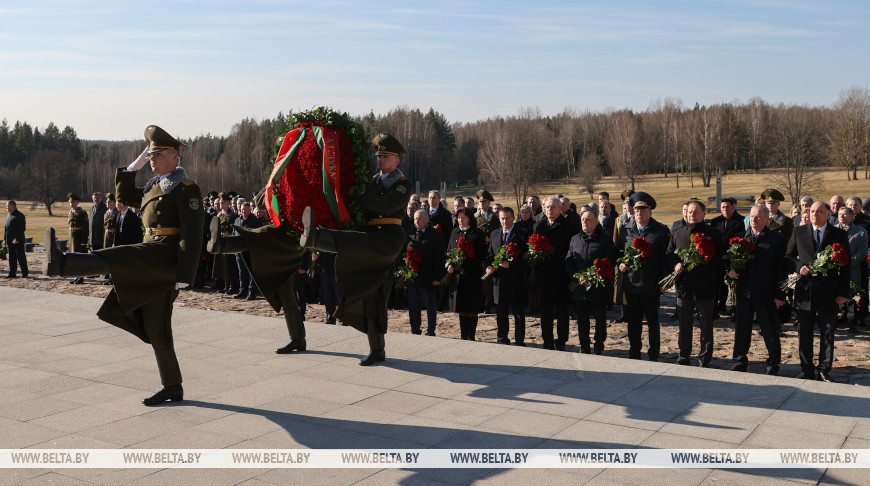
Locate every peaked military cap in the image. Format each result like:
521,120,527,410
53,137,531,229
145,125,185,154
476,188,494,201
761,188,785,202
67,192,81,202
620,189,636,201
629,191,656,210
253,187,267,210
373,133,406,156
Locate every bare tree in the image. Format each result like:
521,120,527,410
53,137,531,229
769,107,825,203
26,149,73,216
577,152,603,200
604,110,643,190
829,86,870,180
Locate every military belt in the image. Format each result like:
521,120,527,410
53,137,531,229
367,218,402,226
220,232,233,236
70,227,83,230
145,227,181,236
106,229,115,233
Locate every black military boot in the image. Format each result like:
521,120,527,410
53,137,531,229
145,348,183,406
207,217,249,254
44,228,110,277
142,385,183,406
276,339,307,354
360,328,385,366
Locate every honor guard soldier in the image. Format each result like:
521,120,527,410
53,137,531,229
761,188,794,243
67,192,89,284
300,133,413,365
44,125,205,405
103,193,118,249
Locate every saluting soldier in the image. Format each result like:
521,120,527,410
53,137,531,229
67,193,89,284
44,125,204,406
301,133,413,366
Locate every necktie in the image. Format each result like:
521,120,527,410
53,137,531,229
814,229,821,249
502,231,507,245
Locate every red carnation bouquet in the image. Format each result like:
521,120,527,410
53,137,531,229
395,247,422,288
482,242,522,280
526,233,551,285
659,233,716,290
725,237,757,280
618,237,651,271
570,258,614,291
780,242,850,291
441,236,476,285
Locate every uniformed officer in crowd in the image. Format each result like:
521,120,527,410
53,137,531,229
729,204,787,375
617,192,670,361
101,193,118,284
300,133,413,366
67,192,88,284
44,125,205,405
214,193,238,295
761,188,794,243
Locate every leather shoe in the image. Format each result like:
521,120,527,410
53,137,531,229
677,357,691,366
766,365,780,376
276,339,307,354
359,349,385,366
497,338,510,345
514,342,526,347
698,360,710,368
580,347,591,354
246,294,257,300
555,342,566,351
730,361,748,372
142,385,183,406
796,372,814,380
816,369,832,382
233,292,248,299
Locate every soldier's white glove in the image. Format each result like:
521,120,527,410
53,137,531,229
125,147,150,171
175,283,189,290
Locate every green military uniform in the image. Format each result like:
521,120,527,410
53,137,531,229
67,194,89,252
103,201,118,249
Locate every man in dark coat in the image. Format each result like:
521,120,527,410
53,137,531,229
4,200,28,278
617,192,671,361
728,205,787,375
427,190,452,239
301,133,413,366
668,200,726,367
485,206,528,345
566,208,616,354
44,125,204,406
533,196,578,350
405,210,447,335
233,201,262,300
710,197,745,314
786,201,851,382
89,192,107,251
114,201,143,246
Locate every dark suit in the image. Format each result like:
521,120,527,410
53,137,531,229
428,206,453,242
617,218,671,360
566,226,616,353
406,226,447,335
4,208,28,277
115,208,143,246
89,201,107,251
731,227,787,366
486,225,528,344
710,212,745,309
667,222,725,365
533,216,578,349
786,223,851,375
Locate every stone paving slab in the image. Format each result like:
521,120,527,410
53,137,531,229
1,286,870,485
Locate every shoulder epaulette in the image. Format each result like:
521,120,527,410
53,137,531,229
182,179,194,186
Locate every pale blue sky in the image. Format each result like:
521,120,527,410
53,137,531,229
1,0,867,140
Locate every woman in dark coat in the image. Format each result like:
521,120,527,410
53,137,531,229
446,207,487,340
565,209,617,354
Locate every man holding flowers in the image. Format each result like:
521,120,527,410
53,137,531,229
786,201,851,381
532,196,578,350
485,207,528,345
727,205,787,375
616,192,671,361
667,200,725,368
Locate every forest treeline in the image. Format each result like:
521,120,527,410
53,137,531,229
1,87,869,213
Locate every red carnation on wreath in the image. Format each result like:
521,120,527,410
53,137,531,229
265,108,373,236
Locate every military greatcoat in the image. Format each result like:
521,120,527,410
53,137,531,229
68,207,89,252
94,167,204,348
